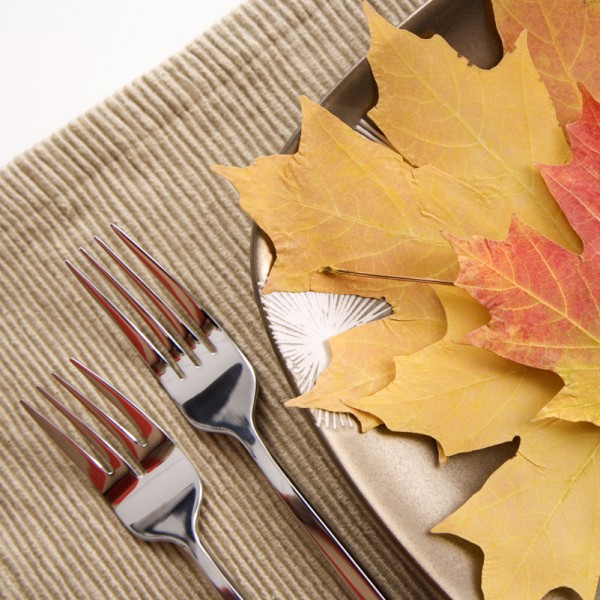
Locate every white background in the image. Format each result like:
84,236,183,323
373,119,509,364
0,0,243,168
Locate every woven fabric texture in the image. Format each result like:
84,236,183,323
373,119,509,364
0,1,446,598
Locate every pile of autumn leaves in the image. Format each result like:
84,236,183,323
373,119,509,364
214,1,600,599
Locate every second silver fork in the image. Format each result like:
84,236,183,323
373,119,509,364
23,359,243,599
67,224,386,600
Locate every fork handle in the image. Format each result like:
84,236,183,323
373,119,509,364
244,432,386,600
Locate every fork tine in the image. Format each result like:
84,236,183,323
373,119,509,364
51,370,143,460
66,260,170,377
22,392,128,494
69,358,167,459
22,399,105,484
78,247,185,362
94,236,201,350
110,224,216,333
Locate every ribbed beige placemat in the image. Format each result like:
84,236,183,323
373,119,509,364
0,1,447,598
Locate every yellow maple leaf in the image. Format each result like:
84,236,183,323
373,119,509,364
433,419,600,600
346,285,563,455
364,2,578,252
214,97,508,294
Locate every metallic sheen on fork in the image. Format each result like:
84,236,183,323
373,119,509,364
22,359,243,600
68,224,386,600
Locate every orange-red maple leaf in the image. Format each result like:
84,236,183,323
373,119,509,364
447,88,600,426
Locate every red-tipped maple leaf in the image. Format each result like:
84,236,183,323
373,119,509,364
447,87,600,426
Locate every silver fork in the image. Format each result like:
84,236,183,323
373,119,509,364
66,224,386,600
22,358,243,600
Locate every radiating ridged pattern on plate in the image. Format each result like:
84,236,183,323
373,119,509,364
260,287,390,427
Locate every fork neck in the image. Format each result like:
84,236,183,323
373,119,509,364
239,431,293,498
185,538,244,600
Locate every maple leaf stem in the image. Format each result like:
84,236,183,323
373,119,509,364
319,266,454,286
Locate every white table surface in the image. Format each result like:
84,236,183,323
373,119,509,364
0,0,243,168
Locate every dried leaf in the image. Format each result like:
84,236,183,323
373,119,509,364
433,419,600,600
214,97,516,294
364,2,578,252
